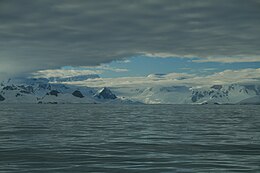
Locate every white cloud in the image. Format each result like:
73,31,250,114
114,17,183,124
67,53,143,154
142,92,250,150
141,52,195,59
98,65,129,72
32,69,102,78
82,64,128,73
121,59,131,63
31,63,129,79
142,52,260,63
193,56,260,63
207,68,260,84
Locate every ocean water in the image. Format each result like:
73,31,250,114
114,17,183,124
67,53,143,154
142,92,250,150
0,104,259,173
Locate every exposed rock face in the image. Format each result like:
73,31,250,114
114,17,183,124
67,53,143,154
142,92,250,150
72,90,84,98
95,87,117,99
211,85,222,90
3,85,17,90
38,83,51,90
0,94,5,101
244,85,260,95
2,85,34,94
191,91,204,102
16,93,22,97
19,85,34,94
48,90,60,97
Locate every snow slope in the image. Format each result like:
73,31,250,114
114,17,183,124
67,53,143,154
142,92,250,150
111,84,260,104
238,96,260,105
1,77,259,104
0,78,132,104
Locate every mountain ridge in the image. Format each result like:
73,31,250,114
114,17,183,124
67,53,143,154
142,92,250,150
1,78,259,104
112,84,260,105
0,78,133,104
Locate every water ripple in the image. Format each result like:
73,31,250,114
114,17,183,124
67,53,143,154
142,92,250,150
0,104,259,172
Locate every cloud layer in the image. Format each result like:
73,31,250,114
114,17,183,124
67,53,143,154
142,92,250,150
32,64,128,78
1,0,260,78
33,69,102,78
66,68,260,88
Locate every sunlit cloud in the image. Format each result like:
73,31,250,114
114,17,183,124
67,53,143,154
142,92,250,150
96,65,128,73
32,69,102,78
142,53,260,63
140,52,196,59
64,68,260,88
193,56,260,63
82,64,128,73
120,59,131,63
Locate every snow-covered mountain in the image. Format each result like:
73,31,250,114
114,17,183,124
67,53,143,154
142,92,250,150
1,77,259,104
238,96,260,105
0,78,134,104
189,84,260,104
111,84,260,104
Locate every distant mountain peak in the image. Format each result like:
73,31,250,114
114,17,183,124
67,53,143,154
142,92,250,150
95,87,117,99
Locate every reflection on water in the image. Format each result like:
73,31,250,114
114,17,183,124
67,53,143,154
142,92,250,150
0,104,259,172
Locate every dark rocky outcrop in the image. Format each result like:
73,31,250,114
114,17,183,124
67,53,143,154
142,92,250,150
191,91,204,102
20,90,32,94
3,85,17,90
38,83,51,90
18,85,34,94
244,85,260,95
200,101,220,105
16,93,22,97
72,90,84,98
211,85,222,90
48,102,58,104
95,87,117,99
49,90,60,97
0,94,5,101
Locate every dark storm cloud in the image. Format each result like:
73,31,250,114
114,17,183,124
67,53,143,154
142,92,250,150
0,0,260,77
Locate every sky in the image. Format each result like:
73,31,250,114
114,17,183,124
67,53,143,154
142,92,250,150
0,0,260,86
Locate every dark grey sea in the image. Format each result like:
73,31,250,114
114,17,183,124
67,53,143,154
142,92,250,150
0,104,259,172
